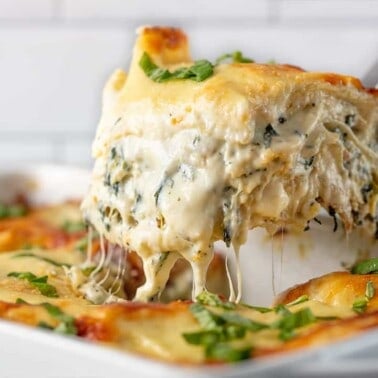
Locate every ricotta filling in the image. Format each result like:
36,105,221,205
81,103,377,303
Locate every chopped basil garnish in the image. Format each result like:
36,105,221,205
205,343,252,363
15,298,28,304
184,293,319,361
189,303,223,330
352,281,375,314
13,253,71,268
8,271,58,298
274,304,291,316
272,307,316,341
37,321,54,330
184,304,253,362
286,295,309,307
0,203,27,219
215,51,254,65
196,291,235,310
40,303,77,335
184,299,267,362
351,258,378,275
219,312,268,332
183,329,223,346
183,326,246,346
316,315,340,321
263,124,279,148
81,266,97,276
366,281,375,300
241,303,272,313
61,220,86,233
75,237,88,252
139,52,214,83
353,297,368,314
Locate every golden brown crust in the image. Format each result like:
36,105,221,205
137,26,190,66
0,204,86,252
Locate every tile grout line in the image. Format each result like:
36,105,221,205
0,17,377,29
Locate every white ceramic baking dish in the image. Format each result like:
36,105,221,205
1,164,378,378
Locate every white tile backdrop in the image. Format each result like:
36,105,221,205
0,0,377,167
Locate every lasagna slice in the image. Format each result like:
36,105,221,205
82,26,378,301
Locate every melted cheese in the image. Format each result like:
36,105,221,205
81,26,378,302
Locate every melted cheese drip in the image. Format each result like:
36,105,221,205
66,234,127,304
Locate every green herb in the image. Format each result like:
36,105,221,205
185,293,320,362
15,298,28,304
328,206,338,233
75,237,88,252
205,343,252,363
8,271,58,298
345,114,356,127
349,280,375,314
13,253,71,268
361,183,373,204
81,266,96,276
272,307,316,341
316,315,340,321
37,321,54,330
183,325,246,346
110,146,117,159
366,281,375,299
189,303,223,330
223,223,232,247
20,243,34,250
193,135,201,146
219,312,268,332
139,52,214,83
0,203,27,219
183,329,223,346
215,51,254,65
353,297,368,314
41,302,77,335
263,124,279,148
61,220,86,233
286,295,309,307
154,176,174,206
274,304,291,316
351,258,378,275
184,301,267,362
298,156,315,170
222,186,237,247
241,303,272,313
196,291,236,310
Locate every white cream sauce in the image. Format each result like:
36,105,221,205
82,96,377,302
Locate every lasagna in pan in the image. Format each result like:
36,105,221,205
0,26,377,365
1,201,378,363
